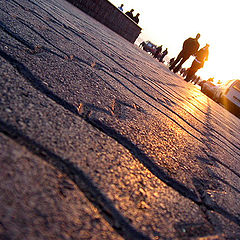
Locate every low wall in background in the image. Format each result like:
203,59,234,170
66,0,142,43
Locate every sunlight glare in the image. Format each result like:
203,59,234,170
109,0,240,83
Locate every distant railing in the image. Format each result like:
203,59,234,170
66,0,142,43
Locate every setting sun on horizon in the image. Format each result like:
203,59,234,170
109,0,239,84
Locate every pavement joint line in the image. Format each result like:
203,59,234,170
86,117,201,203
1,41,239,180
85,117,240,226
2,115,240,228
0,44,201,204
0,46,201,149
15,15,70,58
0,119,150,240
10,0,73,42
1,1,240,236
114,70,240,156
0,8,69,58
0,8,84,64
205,152,240,179
103,55,240,156
1,44,240,227
101,68,202,142
1,48,240,212
102,68,240,158
82,118,240,227
193,178,240,227
0,18,63,59
0,7,101,67
25,1,138,76
0,19,35,51
7,0,238,158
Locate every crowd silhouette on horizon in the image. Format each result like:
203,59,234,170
118,4,140,24
139,41,169,63
124,7,140,24
117,3,210,83
139,33,210,82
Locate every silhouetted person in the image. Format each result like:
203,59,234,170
118,4,124,11
154,45,162,58
180,68,187,77
125,9,134,19
169,33,200,73
169,57,175,66
192,76,201,85
133,13,140,24
185,44,209,82
159,48,168,62
139,41,145,48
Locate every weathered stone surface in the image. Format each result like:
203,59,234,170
0,133,123,240
0,0,239,239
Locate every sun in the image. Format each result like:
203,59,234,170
197,60,233,85
108,0,240,84
196,44,236,85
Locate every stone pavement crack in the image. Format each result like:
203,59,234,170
103,68,240,157
82,119,240,227
143,76,240,151
0,119,150,240
24,0,137,75
0,17,64,59
15,16,70,58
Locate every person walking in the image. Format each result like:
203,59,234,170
125,9,134,19
168,57,175,66
185,44,209,82
154,45,162,59
169,33,200,73
159,48,168,62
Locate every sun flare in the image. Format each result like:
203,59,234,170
109,0,240,83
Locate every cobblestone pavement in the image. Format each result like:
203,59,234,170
0,0,240,239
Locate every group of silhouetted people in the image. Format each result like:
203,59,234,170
138,33,209,81
153,45,168,63
138,41,169,63
123,7,140,24
169,33,209,81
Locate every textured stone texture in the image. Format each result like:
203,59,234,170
0,0,239,239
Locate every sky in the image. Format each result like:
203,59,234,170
109,0,240,83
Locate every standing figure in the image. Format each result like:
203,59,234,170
154,45,162,58
185,44,209,82
125,9,134,19
169,33,200,73
133,13,140,24
139,41,145,48
118,4,124,11
159,48,168,62
168,57,175,66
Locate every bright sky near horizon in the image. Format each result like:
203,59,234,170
109,0,240,83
